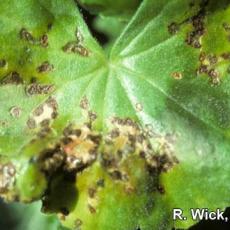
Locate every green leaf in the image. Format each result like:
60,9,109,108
1,0,230,230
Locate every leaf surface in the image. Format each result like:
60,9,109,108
1,0,230,229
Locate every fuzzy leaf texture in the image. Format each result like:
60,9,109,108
0,0,230,230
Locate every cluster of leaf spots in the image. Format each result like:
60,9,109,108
0,94,179,220
18,108,178,221
1,23,90,89
103,117,178,174
20,28,49,48
0,59,7,68
39,122,100,176
185,0,208,49
168,0,230,85
62,29,90,57
196,51,230,85
27,97,58,138
168,0,208,48
195,20,230,85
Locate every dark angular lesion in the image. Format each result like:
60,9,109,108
25,83,55,95
27,117,37,129
0,71,23,85
223,22,230,32
62,28,90,57
62,42,90,56
185,9,206,49
0,59,7,68
96,178,105,187
88,187,96,198
221,52,230,60
39,146,66,175
19,28,35,44
27,97,58,137
88,204,96,214
33,105,44,116
168,22,180,35
39,34,49,48
36,61,54,73
37,126,52,139
207,54,218,64
74,219,83,229
19,27,50,48
108,169,127,181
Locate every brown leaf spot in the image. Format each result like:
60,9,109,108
168,22,179,35
96,179,105,187
88,204,96,214
223,22,230,32
19,28,35,43
197,65,208,74
27,118,36,129
33,105,44,116
75,219,83,229
88,111,97,122
62,42,90,57
185,9,206,49
40,34,49,48
37,61,54,73
221,52,230,60
88,187,96,198
26,84,54,96
171,72,183,80
10,106,22,118
0,120,9,127
1,72,23,85
0,59,7,68
80,96,89,110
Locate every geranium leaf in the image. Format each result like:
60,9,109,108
1,0,230,229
